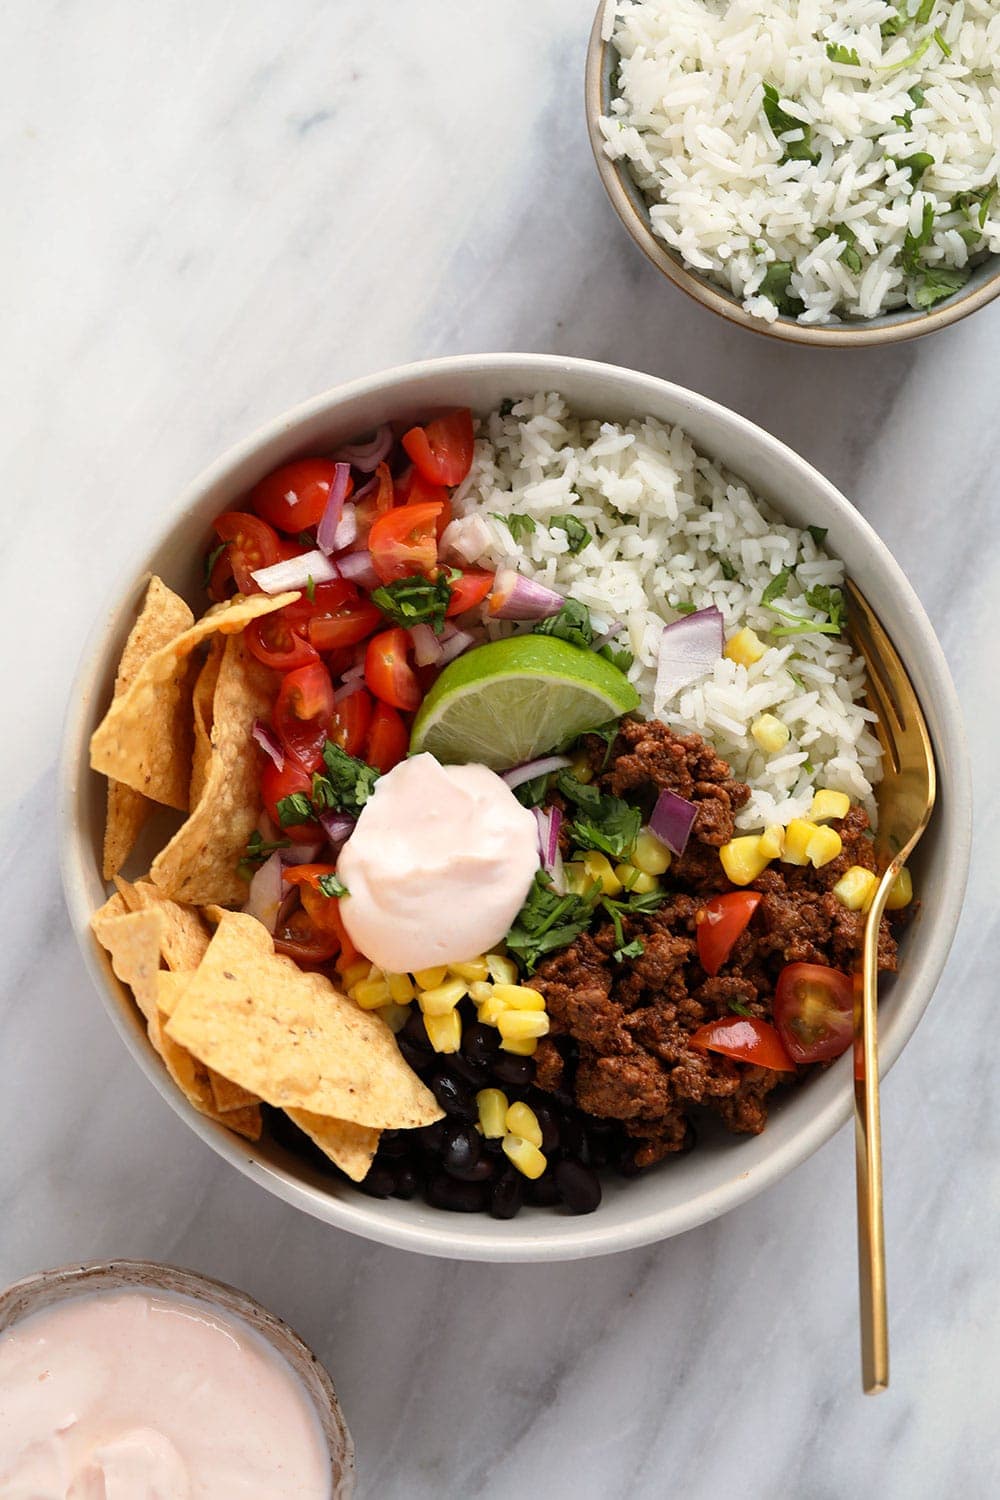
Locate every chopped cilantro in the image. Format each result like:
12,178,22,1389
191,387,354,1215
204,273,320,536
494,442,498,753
729,999,753,1018
305,574,317,603
615,938,645,961
761,84,819,165
914,0,936,22
912,265,970,309
953,185,995,231
759,260,805,317
276,791,314,828
902,200,936,273
806,525,828,547
557,773,640,860
551,515,592,556
513,772,555,809
317,872,349,898
296,531,315,548
826,42,861,66
715,554,737,581
534,598,595,651
674,601,697,616
580,721,620,772
803,760,815,776
933,25,950,56
505,872,595,973
893,83,925,128
879,32,934,73
761,566,795,607
787,668,807,691
896,151,934,185
492,511,536,543
203,539,229,589
767,585,844,637
805,584,845,632
316,740,380,814
237,830,292,879
371,572,453,632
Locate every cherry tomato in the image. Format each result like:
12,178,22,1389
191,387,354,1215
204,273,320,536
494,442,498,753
368,501,445,584
689,1016,796,1072
773,962,854,1064
306,594,382,653
696,892,762,977
273,905,340,965
364,700,409,772
212,512,282,594
259,754,317,844
327,686,373,758
273,661,335,768
246,611,320,672
401,409,474,487
446,569,494,616
207,541,235,602
249,459,352,534
395,468,452,536
365,628,421,712
354,461,396,540
282,865,345,937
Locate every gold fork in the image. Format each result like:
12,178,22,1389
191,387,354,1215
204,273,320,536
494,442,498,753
846,581,937,1394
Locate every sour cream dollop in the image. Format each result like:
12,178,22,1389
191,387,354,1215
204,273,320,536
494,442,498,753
0,1290,332,1499
338,753,540,973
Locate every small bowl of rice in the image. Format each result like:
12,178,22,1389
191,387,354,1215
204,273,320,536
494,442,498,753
586,0,1000,344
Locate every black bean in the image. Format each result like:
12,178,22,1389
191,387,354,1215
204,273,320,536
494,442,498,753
448,1052,490,1087
530,1102,561,1155
392,1166,421,1200
416,1119,447,1153
489,1170,524,1220
446,1156,495,1183
441,1124,481,1174
430,1072,478,1120
462,1022,500,1065
378,1131,411,1159
524,1171,561,1207
423,1173,489,1213
491,1054,536,1088
397,1037,431,1072
558,1115,588,1162
555,1160,602,1214
361,1164,397,1199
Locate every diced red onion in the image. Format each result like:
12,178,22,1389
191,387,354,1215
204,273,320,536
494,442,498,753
648,790,698,857
332,423,393,472
331,504,358,553
337,549,379,589
242,851,284,933
438,629,476,665
251,549,339,595
316,463,351,554
318,809,356,849
592,621,623,652
251,720,285,772
488,567,563,621
534,806,566,894
333,677,366,703
502,754,571,791
280,842,323,866
410,622,444,667
654,606,725,703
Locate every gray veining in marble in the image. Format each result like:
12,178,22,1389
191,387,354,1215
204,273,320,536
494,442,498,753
2,3,998,1496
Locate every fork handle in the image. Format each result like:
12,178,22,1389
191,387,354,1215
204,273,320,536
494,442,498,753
855,879,891,1393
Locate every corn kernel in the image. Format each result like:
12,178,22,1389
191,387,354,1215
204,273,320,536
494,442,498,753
759,824,785,860
424,1009,462,1053
490,984,545,1011
833,865,878,912
563,861,589,897
500,1035,537,1056
477,1088,509,1138
569,749,594,784
468,981,492,1006
505,1102,543,1148
632,829,672,876
476,993,510,1027
376,1002,412,1033
580,850,622,896
353,979,392,1009
615,863,659,894
386,972,416,1004
418,979,468,1016
751,713,790,754
811,789,851,823
413,965,448,990
886,867,913,910
719,835,770,886
449,957,489,983
806,825,842,868
341,959,373,990
783,819,820,865
486,954,518,985
502,1135,547,1179
497,1010,550,1041
725,626,766,667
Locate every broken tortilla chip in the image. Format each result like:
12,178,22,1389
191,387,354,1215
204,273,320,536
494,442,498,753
90,907,165,1023
89,590,298,812
165,912,441,1129
190,637,223,808
148,633,278,906
286,1110,380,1183
114,877,211,972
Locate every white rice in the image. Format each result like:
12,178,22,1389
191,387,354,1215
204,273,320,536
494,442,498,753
599,0,1000,323
451,394,882,831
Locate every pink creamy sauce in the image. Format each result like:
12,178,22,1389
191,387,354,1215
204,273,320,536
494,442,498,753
0,1289,331,1499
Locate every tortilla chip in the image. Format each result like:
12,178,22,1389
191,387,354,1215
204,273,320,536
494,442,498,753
286,1109,380,1182
114,877,211,972
190,638,223,807
148,633,278,906
208,1069,261,1115
94,890,129,924
102,578,195,878
165,912,441,1129
89,591,298,811
90,908,165,1023
155,969,188,1017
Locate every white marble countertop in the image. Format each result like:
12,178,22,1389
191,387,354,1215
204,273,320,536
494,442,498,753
2,3,998,1495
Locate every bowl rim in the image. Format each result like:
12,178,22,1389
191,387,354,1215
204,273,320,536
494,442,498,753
0,1257,355,1493
584,3,1000,348
59,351,972,1262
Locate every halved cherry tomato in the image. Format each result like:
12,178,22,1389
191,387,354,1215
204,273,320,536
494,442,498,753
273,661,335,768
259,754,317,844
273,905,340,964
402,409,474,487
690,1016,796,1072
246,611,320,672
696,892,762,977
354,461,396,541
773,962,854,1064
249,459,352,534
364,700,409,773
282,865,345,937
306,595,382,653
446,569,494,616
212,512,282,594
327,686,373,758
365,629,421,712
368,501,444,584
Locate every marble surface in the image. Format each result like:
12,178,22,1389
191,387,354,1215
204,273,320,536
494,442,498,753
2,3,998,1495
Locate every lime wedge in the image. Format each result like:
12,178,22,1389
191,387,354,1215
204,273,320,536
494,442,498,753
410,636,639,769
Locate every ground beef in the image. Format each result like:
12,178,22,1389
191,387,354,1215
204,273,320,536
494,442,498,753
535,721,901,1167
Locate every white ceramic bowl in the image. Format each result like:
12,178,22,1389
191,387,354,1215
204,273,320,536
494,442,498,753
60,354,971,1262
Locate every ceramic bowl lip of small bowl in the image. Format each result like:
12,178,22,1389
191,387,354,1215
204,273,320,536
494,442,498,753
0,1257,355,1494
584,3,1000,347
60,351,972,1263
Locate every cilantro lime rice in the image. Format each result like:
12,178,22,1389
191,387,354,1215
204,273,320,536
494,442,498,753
449,393,881,831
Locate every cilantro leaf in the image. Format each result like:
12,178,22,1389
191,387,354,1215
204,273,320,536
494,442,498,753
953,185,995,231
505,872,595,973
673,601,697,616
317,872,349,898
912,265,970,309
551,516,592,555
716,555,737,581
534,598,594,651
276,791,315,828
492,511,536,543
896,151,934,185
203,539,229,589
758,260,805,316
237,829,292,880
557,773,640,860
806,525,828,547
317,741,380,814
902,200,936,274
305,574,317,603
914,0,936,22
826,42,860,66
615,938,645,961
804,584,845,633
729,999,753,1018
371,572,453,633
761,84,819,165
761,566,795,607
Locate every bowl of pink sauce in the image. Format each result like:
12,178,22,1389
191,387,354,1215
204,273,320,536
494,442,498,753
0,1259,354,1498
